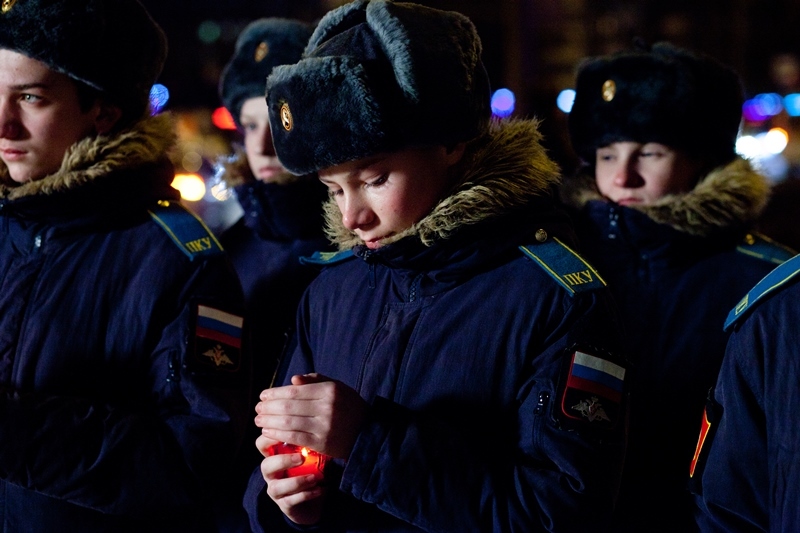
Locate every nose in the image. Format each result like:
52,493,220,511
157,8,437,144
612,157,642,188
258,124,276,157
0,103,21,140
340,194,375,231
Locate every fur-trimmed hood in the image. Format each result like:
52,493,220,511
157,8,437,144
0,113,176,201
560,157,769,237
325,118,562,250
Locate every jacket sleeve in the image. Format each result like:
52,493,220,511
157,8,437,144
247,288,629,532
0,255,252,519
692,293,800,532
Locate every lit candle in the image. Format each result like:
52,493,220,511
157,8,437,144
267,443,328,479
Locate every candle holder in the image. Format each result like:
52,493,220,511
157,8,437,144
267,443,329,479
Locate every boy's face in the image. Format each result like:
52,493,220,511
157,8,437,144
319,145,464,249
594,141,702,205
240,96,287,182
0,49,103,183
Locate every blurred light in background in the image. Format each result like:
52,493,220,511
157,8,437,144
763,127,790,154
491,88,516,118
557,89,576,113
785,93,800,116
736,127,790,182
210,181,234,202
737,127,789,158
172,173,207,201
198,20,222,44
743,93,786,122
149,84,170,115
182,151,204,173
212,107,237,130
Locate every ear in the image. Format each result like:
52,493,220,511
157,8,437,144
93,102,123,135
445,142,467,166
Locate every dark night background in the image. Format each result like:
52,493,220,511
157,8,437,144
137,0,800,244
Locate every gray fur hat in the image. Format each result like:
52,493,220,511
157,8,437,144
0,0,167,126
568,42,743,168
266,0,491,176
220,18,314,128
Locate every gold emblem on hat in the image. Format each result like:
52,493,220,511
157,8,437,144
1,0,17,14
535,229,548,242
602,79,616,102
280,103,293,131
254,41,269,63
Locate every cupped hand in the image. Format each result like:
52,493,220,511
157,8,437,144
254,373,367,459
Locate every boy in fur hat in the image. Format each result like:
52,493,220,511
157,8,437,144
562,41,795,532
245,1,630,531
218,17,332,399
0,0,250,530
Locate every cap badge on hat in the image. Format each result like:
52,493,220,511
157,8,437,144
602,80,616,102
254,42,269,63
280,103,293,131
1,0,17,14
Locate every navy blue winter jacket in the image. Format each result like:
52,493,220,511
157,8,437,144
245,120,630,532
219,156,331,393
218,156,332,532
0,114,250,532
561,158,793,532
691,254,800,532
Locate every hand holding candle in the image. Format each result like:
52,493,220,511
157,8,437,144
254,373,366,526
255,373,368,460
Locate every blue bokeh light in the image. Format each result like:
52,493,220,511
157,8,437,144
754,93,783,116
491,88,516,118
557,89,576,113
785,93,800,117
149,84,170,115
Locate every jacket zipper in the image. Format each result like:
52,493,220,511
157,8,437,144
534,391,550,415
408,273,423,302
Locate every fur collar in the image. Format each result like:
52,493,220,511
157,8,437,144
0,113,176,201
560,157,769,237
325,119,562,250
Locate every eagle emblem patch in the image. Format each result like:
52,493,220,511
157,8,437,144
193,304,243,372
559,349,626,429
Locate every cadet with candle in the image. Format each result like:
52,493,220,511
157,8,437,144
244,1,630,531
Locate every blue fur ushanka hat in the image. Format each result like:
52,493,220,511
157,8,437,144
265,0,492,176
220,18,314,127
0,0,167,125
568,42,744,168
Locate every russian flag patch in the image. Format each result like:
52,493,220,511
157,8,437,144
560,350,626,428
192,304,243,372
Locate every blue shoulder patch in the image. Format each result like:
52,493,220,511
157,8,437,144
725,252,800,330
735,232,796,265
148,200,224,261
519,236,607,296
299,249,355,266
